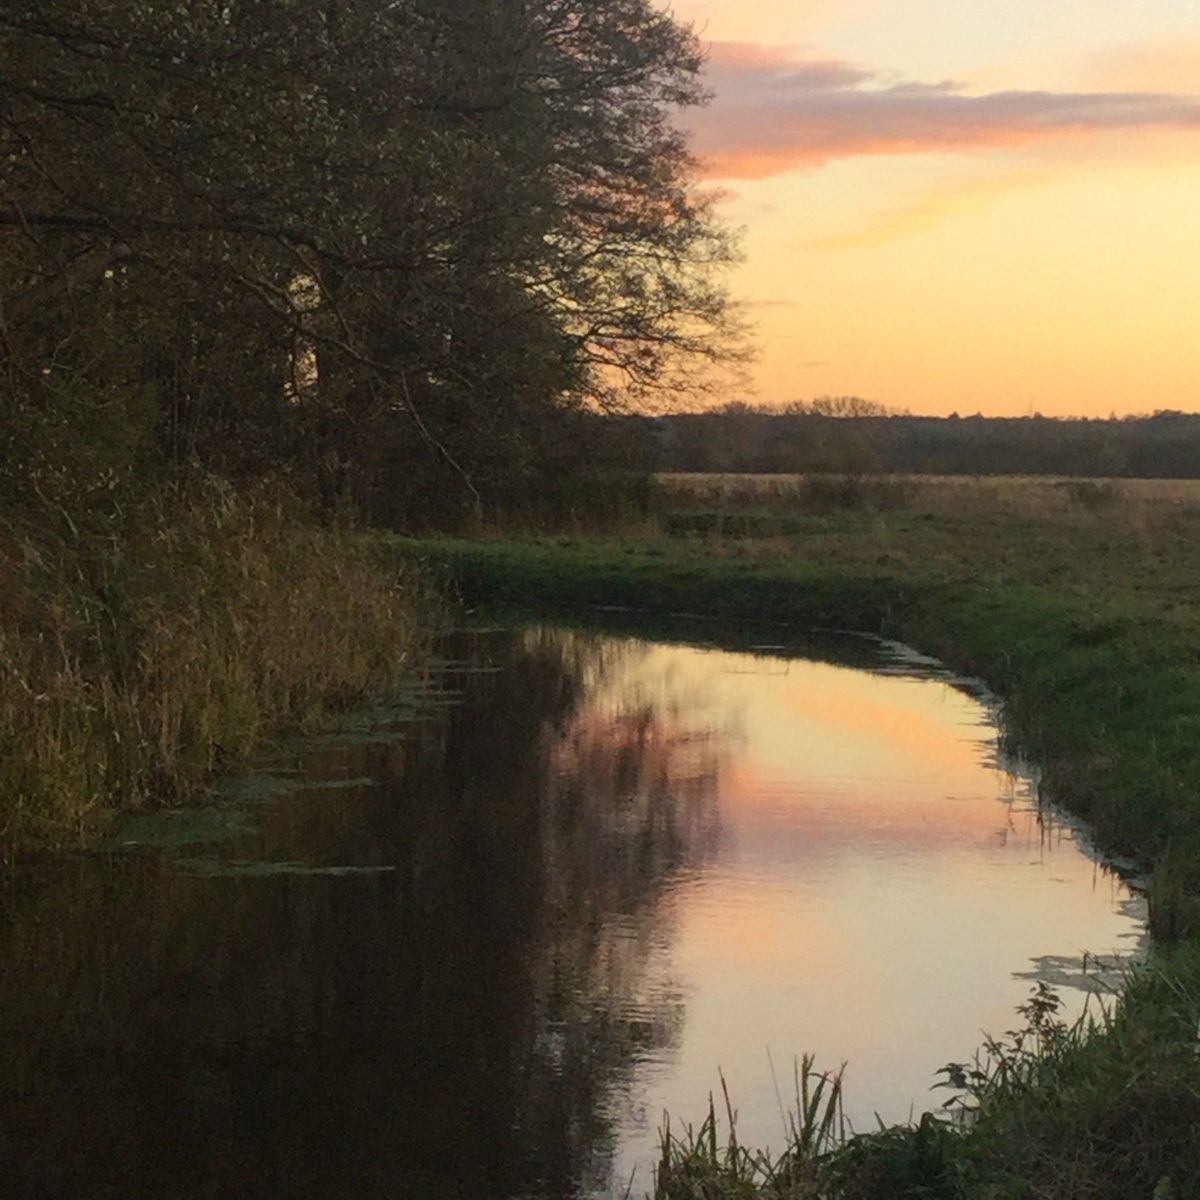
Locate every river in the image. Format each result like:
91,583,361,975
0,620,1144,1199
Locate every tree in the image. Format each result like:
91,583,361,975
1,0,740,522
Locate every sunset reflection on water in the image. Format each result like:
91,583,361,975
562,633,1143,1192
0,624,1143,1200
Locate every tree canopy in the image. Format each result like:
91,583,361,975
1,0,740,523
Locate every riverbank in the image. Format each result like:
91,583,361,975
1,481,435,858
386,481,1200,1197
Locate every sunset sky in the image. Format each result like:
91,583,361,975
668,0,1200,416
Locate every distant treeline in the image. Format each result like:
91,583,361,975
637,402,1200,478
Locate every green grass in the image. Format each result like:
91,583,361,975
385,479,1200,1198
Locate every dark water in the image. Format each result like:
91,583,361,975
0,622,1143,1200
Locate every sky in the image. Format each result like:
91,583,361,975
666,0,1200,416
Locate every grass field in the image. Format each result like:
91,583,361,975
392,472,1200,1198
662,470,1200,513
650,472,1200,629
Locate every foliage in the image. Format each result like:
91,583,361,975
656,1062,846,1199
0,0,742,842
647,409,1200,478
1,0,740,519
648,974,1200,1199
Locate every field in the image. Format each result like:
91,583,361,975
394,472,1200,1198
644,472,1200,630
659,470,1200,509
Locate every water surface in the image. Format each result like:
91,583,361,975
0,622,1143,1199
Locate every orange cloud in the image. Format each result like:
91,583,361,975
686,41,1200,178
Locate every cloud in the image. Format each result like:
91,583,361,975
687,41,1200,178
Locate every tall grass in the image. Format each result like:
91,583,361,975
656,471,1200,523
0,478,433,856
656,1059,846,1199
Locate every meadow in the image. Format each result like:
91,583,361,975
392,471,1200,1199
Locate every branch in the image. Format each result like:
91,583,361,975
5,243,132,327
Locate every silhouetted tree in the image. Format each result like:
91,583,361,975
1,0,740,521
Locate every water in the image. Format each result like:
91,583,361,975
0,621,1144,1200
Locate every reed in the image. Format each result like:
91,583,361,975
655,1059,845,1199
0,478,434,856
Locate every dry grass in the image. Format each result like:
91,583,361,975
0,481,432,856
649,471,1200,628
657,472,1200,522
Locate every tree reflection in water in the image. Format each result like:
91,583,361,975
0,626,721,1200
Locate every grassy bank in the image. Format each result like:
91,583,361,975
1,480,434,857
387,474,1200,1197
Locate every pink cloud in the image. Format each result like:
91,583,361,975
686,42,1200,178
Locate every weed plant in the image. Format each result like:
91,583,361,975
653,977,1200,1198
656,1060,846,1199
